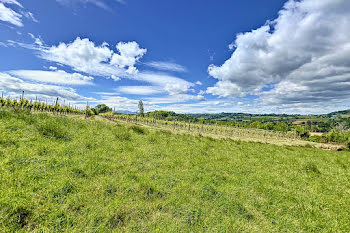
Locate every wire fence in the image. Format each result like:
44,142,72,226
102,113,300,141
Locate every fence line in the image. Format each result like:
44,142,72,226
102,113,300,140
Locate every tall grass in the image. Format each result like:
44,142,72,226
0,108,349,232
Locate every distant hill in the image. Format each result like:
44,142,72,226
326,109,350,116
115,110,137,114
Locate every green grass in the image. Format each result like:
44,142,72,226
0,109,350,232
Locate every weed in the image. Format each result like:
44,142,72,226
304,162,321,175
130,125,147,134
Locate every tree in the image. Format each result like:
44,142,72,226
294,126,310,139
93,104,111,115
274,122,289,132
138,100,144,117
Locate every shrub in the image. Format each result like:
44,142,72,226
325,129,350,144
84,109,95,118
295,126,310,139
309,135,328,143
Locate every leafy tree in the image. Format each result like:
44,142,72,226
295,126,310,139
274,122,289,132
138,100,144,117
306,120,312,130
93,104,112,115
264,122,275,130
85,108,95,118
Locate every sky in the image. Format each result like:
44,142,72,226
0,0,350,114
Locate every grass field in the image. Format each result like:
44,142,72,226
0,108,350,232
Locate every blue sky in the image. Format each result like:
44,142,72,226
1,0,350,114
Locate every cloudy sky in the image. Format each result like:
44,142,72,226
0,0,349,114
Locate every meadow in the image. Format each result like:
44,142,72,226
0,108,349,232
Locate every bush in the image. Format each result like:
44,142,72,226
309,135,328,143
84,109,95,118
325,129,350,144
295,126,310,139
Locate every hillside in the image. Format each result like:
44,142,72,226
0,109,349,232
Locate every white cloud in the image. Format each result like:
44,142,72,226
110,75,120,81
11,37,196,96
207,0,350,109
0,0,37,27
195,81,202,85
146,94,205,104
156,99,238,114
0,73,81,99
0,0,22,7
116,86,163,95
145,61,187,73
0,1,22,27
9,70,94,86
198,90,205,95
40,37,114,74
135,72,194,95
23,11,38,23
55,0,124,10
110,41,147,74
56,0,107,10
38,37,149,79
28,33,43,46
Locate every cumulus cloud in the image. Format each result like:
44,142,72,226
40,37,114,74
11,37,197,98
38,37,150,79
207,0,350,109
110,41,147,74
145,61,187,73
0,73,81,99
9,70,94,85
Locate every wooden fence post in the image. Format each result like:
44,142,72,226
55,97,59,115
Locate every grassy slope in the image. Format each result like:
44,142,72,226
100,116,343,150
0,109,349,232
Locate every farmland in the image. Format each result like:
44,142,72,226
1,108,350,232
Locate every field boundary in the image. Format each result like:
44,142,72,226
97,115,345,151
